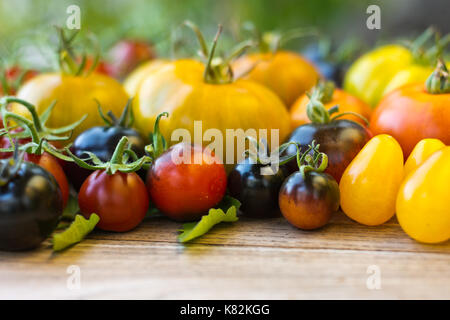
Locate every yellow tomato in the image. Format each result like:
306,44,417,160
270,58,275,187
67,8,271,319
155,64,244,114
382,64,434,97
124,59,168,97
397,147,450,243
404,138,446,177
339,134,404,226
132,59,291,163
12,72,129,139
232,50,319,107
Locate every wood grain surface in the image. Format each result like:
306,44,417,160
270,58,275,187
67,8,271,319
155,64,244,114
0,211,449,299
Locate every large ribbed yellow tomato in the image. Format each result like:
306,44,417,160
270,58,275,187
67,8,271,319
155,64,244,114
124,59,168,97
12,72,129,139
232,51,319,107
132,59,291,163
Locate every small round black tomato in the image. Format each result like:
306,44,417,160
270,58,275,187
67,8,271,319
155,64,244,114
279,171,339,230
228,159,288,218
285,119,371,182
66,126,148,190
0,160,63,251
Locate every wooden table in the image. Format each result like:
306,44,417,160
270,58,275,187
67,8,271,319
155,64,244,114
0,211,449,299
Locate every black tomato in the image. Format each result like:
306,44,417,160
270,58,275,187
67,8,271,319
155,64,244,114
65,102,148,190
286,119,370,183
279,171,339,230
0,160,63,251
228,159,288,218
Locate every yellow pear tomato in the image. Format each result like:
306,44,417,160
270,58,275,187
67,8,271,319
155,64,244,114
404,138,446,177
12,72,129,139
339,134,404,226
397,147,450,243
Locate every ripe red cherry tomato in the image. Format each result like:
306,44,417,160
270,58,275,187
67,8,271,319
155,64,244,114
79,171,149,232
147,143,227,221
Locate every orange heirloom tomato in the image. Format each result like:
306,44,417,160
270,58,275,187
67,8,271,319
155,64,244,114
404,138,445,176
397,147,450,243
233,51,319,107
290,87,371,129
11,72,129,139
339,134,404,226
370,63,450,157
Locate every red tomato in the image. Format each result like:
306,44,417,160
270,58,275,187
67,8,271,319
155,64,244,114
370,83,450,157
107,39,156,79
78,171,149,232
1,66,37,96
24,152,69,208
147,143,227,221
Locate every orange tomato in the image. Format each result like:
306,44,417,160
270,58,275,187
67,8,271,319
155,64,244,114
370,83,450,157
290,88,371,129
232,51,319,107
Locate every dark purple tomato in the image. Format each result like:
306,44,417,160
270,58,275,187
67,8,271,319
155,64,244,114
279,171,339,230
285,119,371,182
228,159,288,218
0,160,63,251
65,126,148,190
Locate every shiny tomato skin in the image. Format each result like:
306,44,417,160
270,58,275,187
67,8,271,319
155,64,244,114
79,171,149,232
370,83,450,157
147,143,227,221
24,153,69,208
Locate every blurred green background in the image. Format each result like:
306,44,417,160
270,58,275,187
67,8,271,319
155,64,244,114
0,0,448,69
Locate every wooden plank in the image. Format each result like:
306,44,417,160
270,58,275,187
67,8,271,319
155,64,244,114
0,212,448,299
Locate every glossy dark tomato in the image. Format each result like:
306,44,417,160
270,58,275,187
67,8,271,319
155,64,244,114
279,171,340,230
24,153,69,208
286,119,371,182
66,125,148,190
0,160,63,251
228,159,288,218
78,170,149,232
147,143,227,221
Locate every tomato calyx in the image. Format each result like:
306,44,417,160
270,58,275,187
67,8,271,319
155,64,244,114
426,59,450,94
290,140,328,179
306,81,369,125
66,136,152,175
145,112,169,159
183,21,253,84
0,96,86,159
97,98,135,128
56,26,101,77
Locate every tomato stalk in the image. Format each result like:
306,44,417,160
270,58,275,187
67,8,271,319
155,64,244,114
306,81,369,125
292,140,328,179
97,98,135,128
0,96,86,158
66,136,152,175
184,21,253,84
426,59,450,94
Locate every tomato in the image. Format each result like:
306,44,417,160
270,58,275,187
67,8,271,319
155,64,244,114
11,72,129,139
370,65,450,157
404,138,445,177
132,55,290,164
339,134,404,226
233,50,319,107
24,153,69,208
290,85,372,129
123,59,168,97
286,83,371,182
0,159,62,251
147,142,227,221
79,170,149,232
107,39,156,79
65,101,148,190
228,159,288,218
0,66,37,96
397,147,450,243
279,142,340,230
